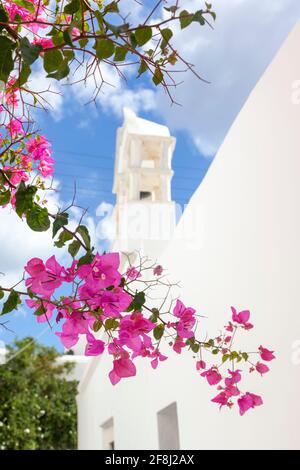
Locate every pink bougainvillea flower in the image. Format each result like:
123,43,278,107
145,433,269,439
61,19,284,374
173,299,196,339
77,252,121,288
237,392,263,416
211,391,229,407
225,322,234,332
153,265,163,276
259,346,275,361
196,360,206,370
71,26,81,37
7,118,24,138
56,320,81,349
172,338,186,354
56,312,87,349
38,158,55,177
32,37,54,49
231,306,253,330
81,287,131,318
109,357,136,385
4,78,19,107
25,255,64,297
225,369,242,387
126,267,141,281
201,367,222,386
150,350,168,370
224,384,240,397
256,362,270,375
85,333,105,356
119,311,154,352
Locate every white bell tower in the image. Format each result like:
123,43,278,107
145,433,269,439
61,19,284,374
111,108,176,261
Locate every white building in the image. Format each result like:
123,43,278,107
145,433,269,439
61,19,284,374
75,20,300,449
0,348,6,365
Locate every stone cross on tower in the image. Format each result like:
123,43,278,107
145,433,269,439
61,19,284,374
112,108,176,261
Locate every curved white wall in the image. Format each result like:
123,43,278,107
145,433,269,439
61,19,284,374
157,19,300,449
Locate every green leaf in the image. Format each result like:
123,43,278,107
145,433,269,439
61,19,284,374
94,11,105,33
14,0,35,13
114,46,128,62
204,339,214,348
43,49,64,73
104,1,119,13
0,36,15,83
63,28,74,47
179,10,194,29
164,6,178,13
126,291,145,312
209,11,216,21
64,0,80,14
152,67,164,86
229,351,240,361
76,225,91,250
0,189,11,206
104,318,119,331
193,10,205,26
129,32,137,49
54,229,73,248
0,5,9,31
212,348,219,355
153,324,165,341
77,251,94,267
95,39,115,59
242,352,249,362
137,59,148,77
222,354,229,363
63,50,75,61
93,319,103,332
186,338,199,353
68,240,81,258
104,21,127,38
26,205,50,232
34,303,47,317
79,37,89,48
135,26,152,46
47,60,70,80
51,31,64,47
1,290,21,315
15,182,37,217
160,28,173,49
52,212,69,238
17,62,31,87
0,289,4,300
149,314,158,323
20,37,42,66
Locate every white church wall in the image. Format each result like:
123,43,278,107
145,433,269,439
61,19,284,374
153,19,300,449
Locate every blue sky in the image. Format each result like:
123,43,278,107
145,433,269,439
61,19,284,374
0,101,211,351
1,0,300,350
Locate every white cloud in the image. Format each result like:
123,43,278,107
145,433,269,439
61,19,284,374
0,185,66,287
68,62,156,117
151,0,300,155
29,65,64,121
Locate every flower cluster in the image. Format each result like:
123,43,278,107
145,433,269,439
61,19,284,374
21,252,275,416
4,0,47,33
0,81,54,211
197,307,276,415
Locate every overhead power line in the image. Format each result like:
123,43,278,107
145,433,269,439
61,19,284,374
54,149,211,172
